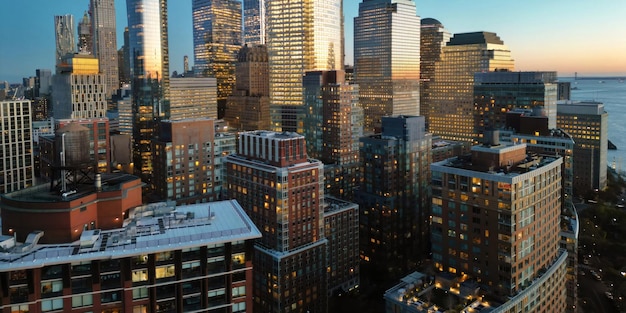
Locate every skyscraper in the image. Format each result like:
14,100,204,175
356,116,432,278
77,11,92,54
473,71,558,140
354,0,421,133
36,69,53,96
192,0,242,119
428,32,514,142
419,18,450,120
431,140,568,311
0,100,34,194
226,131,328,312
91,0,119,97
126,0,170,187
54,14,75,67
557,101,608,193
169,77,218,120
267,0,343,132
243,0,265,45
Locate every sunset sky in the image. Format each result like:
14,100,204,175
1,0,625,83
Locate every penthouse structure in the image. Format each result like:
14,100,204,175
0,178,260,313
430,139,568,311
226,131,328,312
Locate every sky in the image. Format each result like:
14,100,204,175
1,0,625,83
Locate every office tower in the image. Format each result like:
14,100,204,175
420,18,450,120
118,27,131,85
303,70,362,199
52,54,107,119
430,140,568,311
127,0,170,186
183,55,190,73
324,197,360,295
91,0,119,97
152,118,236,205
356,116,432,278
354,0,421,133
267,0,343,132
54,14,75,66
192,0,242,119
557,101,608,193
428,32,514,142
77,11,92,54
244,0,265,45
0,174,260,313
224,45,270,131
474,71,557,140
36,69,53,97
558,81,571,100
226,131,328,312
169,77,218,120
56,118,111,173
0,100,34,194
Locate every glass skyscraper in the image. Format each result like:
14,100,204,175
126,0,170,188
267,0,343,132
419,18,450,121
91,0,120,98
354,0,421,134
54,14,75,67
192,0,242,119
244,0,265,45
427,32,514,142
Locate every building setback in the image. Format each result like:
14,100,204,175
226,131,328,312
0,177,260,313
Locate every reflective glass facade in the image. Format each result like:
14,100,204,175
354,0,420,133
54,15,75,67
126,0,170,187
427,32,514,142
244,0,265,45
267,0,343,132
419,18,450,121
192,0,242,119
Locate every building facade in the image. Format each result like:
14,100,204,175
152,118,236,205
0,186,260,313
0,100,34,194
91,0,120,98
77,12,92,54
419,18,450,121
356,116,432,279
267,0,343,132
431,142,568,311
52,54,107,120
428,32,514,142
169,77,218,120
243,0,265,45
126,0,170,186
354,0,421,133
226,131,329,312
224,45,271,131
192,0,242,119
54,14,75,67
557,101,608,193
474,71,558,140
324,197,360,296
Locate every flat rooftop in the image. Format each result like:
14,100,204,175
0,200,262,270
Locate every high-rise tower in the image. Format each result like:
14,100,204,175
354,0,421,133
54,15,75,67
52,54,107,119
428,32,514,142
226,131,328,312
419,18,450,121
77,11,92,54
243,0,265,45
91,0,120,97
192,0,242,119
267,0,344,132
0,100,34,194
126,0,170,189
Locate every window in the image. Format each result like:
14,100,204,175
233,302,246,312
41,299,63,312
133,287,148,300
41,280,63,294
155,265,176,279
72,294,93,308
232,286,246,297
132,269,148,283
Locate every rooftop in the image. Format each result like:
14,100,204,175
0,200,262,270
448,32,504,46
